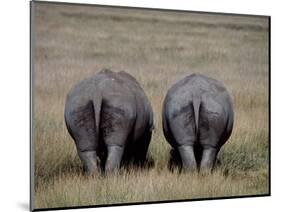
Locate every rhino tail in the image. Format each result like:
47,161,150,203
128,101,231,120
192,96,201,136
92,88,102,140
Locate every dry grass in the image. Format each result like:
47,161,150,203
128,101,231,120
32,2,269,210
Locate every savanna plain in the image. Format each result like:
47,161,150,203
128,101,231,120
32,3,269,209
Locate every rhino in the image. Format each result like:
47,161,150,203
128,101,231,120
162,74,234,172
65,69,153,174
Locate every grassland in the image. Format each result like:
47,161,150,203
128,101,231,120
32,2,269,209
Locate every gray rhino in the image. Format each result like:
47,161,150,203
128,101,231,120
162,74,234,172
65,69,153,174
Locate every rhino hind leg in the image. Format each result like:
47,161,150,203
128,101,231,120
199,135,219,172
65,102,99,175
78,149,99,175
200,147,218,172
167,109,197,172
105,145,124,173
199,119,223,172
178,144,197,171
101,104,134,173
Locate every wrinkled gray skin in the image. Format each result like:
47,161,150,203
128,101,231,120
162,74,234,172
65,69,153,174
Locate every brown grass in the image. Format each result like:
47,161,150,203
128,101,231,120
32,2,269,210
